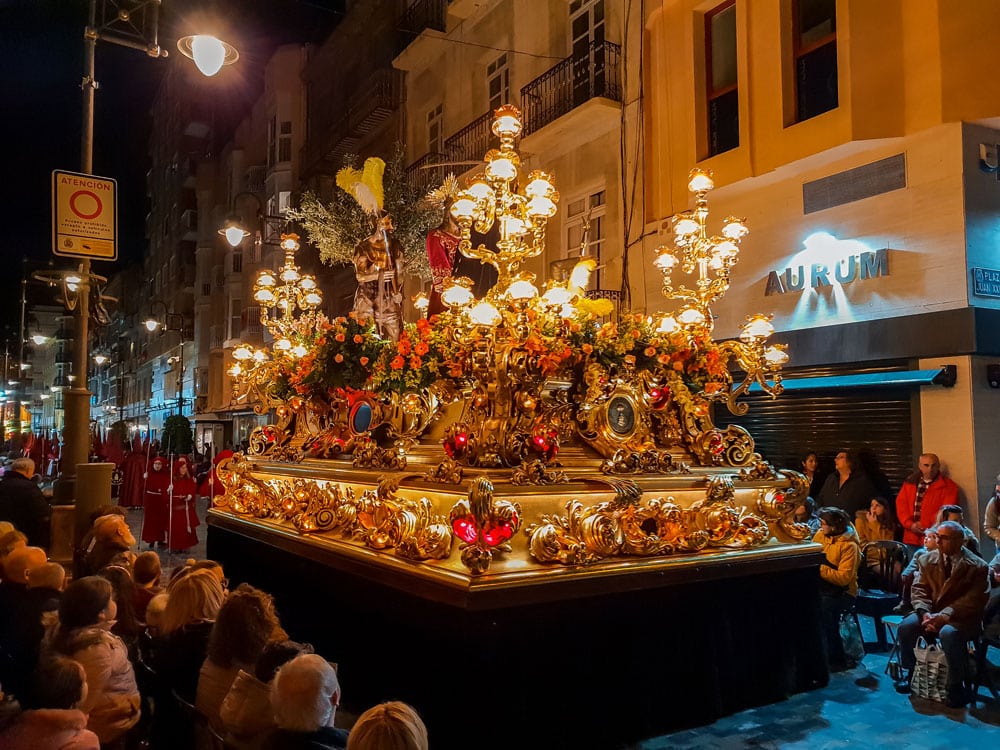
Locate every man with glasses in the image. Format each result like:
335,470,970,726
894,520,989,707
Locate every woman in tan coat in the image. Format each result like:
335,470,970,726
814,507,862,670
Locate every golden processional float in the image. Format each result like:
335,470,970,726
214,105,812,596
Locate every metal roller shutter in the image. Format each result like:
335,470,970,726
715,387,916,495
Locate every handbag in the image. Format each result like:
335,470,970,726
838,611,864,665
912,636,950,702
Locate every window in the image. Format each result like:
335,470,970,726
278,121,292,162
793,0,837,121
487,53,510,111
427,104,443,155
570,0,606,105
232,251,243,273
278,191,291,214
267,116,276,169
229,298,242,340
562,187,606,288
705,1,738,156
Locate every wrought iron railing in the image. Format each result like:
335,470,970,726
347,69,404,134
520,40,622,136
405,151,451,194
397,0,447,55
444,111,492,166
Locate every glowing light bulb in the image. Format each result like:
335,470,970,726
280,268,300,283
674,217,699,236
526,196,557,218
740,315,774,341
542,286,572,306
254,288,275,303
257,273,276,287
677,307,705,326
233,346,253,361
450,197,476,221
299,277,317,290
764,345,789,366
687,169,714,193
290,344,308,359
657,315,679,334
486,154,517,181
469,301,501,326
190,35,226,77
304,292,322,306
506,279,538,300
274,338,292,351
721,217,749,240
654,251,677,270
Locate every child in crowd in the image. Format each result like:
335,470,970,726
793,496,821,536
854,496,897,544
893,526,937,614
0,655,100,749
132,551,163,624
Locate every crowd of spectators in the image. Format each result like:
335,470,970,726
0,510,430,749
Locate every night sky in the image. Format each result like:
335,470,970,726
0,0,343,336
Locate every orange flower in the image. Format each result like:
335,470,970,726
673,361,684,371
334,354,344,363
391,355,405,370
414,341,429,356
582,343,593,354
360,357,369,366
398,339,412,356
657,354,670,364
354,334,363,344
335,333,345,343
630,330,641,339
410,355,422,369
644,346,656,357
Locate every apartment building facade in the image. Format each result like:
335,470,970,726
643,0,1000,542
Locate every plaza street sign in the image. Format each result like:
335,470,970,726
52,170,117,260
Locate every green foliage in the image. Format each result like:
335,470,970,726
161,415,193,456
287,146,438,281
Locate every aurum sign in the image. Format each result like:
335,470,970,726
765,232,889,296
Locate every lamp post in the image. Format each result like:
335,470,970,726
61,0,237,503
144,302,189,417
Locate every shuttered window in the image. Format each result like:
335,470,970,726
715,380,916,494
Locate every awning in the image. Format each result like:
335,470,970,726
749,366,955,393
193,412,234,422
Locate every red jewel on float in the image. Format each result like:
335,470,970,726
481,519,514,547
452,516,478,544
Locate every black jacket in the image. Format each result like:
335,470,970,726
263,726,349,750
0,471,50,547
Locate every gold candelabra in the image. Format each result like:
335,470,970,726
654,169,787,410
448,105,559,294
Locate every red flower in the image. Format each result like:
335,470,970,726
360,356,369,366
354,334,363,344
410,355,422,369
398,339,412,356
335,333,345,343
391,355,405,370
414,341,429,356
334,354,344,363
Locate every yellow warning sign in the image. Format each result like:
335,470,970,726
52,170,117,260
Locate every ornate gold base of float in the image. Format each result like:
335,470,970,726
211,443,818,606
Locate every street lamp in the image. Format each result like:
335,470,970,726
145,301,190,417
176,34,239,77
218,192,287,250
59,0,238,505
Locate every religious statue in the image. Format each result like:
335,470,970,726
425,209,460,317
353,214,404,341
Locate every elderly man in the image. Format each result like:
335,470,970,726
0,458,50,547
264,654,348,750
895,521,989,707
895,453,959,549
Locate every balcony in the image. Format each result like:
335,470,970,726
519,40,622,156
210,324,224,352
395,0,447,58
405,151,450,194
443,111,492,167
179,209,198,241
303,70,404,177
245,165,266,193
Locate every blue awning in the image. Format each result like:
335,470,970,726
749,367,954,393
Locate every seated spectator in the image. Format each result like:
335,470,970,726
0,458,50,547
3,562,67,700
151,567,226,702
220,640,315,744
45,576,141,743
814,507,861,670
0,655,99,749
99,565,142,657
984,473,1000,548
0,521,14,542
854,496,897,544
894,527,937,615
934,504,981,557
82,515,136,576
895,520,989,707
264,654,348,750
132,551,162,624
985,551,1000,639
347,701,428,750
144,592,169,637
196,584,283,729
77,506,127,559
792,496,821,536
0,528,27,564
0,546,48,696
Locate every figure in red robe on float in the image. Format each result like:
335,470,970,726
141,455,170,548
168,456,200,553
198,449,234,506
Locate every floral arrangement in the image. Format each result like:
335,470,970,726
286,146,439,280
370,317,466,393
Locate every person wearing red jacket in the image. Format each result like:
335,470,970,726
895,453,960,547
168,456,200,553
198,449,234,505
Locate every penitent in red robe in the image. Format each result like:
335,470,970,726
119,450,148,508
167,473,200,551
141,463,171,545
